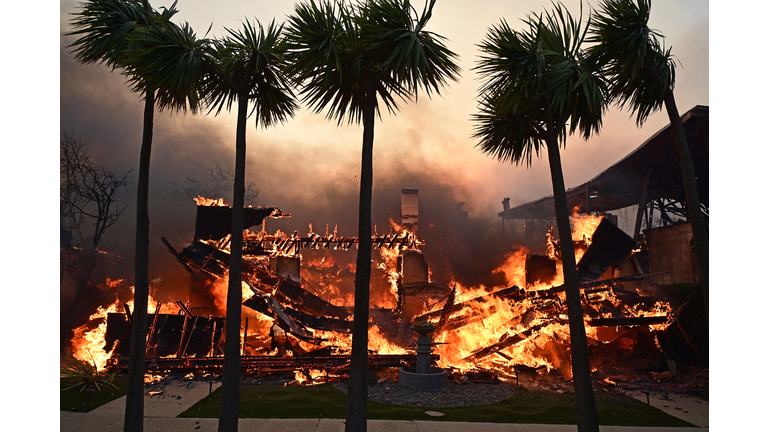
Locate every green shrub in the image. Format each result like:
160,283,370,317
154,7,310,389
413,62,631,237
60,357,118,393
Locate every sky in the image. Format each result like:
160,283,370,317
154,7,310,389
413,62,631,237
56,0,709,263
18,0,749,427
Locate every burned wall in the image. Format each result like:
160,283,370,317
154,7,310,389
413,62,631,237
644,223,698,285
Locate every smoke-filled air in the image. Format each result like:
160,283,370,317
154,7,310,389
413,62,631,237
59,0,708,289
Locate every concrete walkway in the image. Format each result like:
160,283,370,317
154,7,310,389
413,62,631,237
60,381,708,432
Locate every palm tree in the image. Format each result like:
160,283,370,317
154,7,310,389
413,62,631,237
587,0,709,318
283,1,459,430
201,20,298,432
473,4,605,432
68,2,206,431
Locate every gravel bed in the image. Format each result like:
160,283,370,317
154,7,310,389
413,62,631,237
332,380,515,408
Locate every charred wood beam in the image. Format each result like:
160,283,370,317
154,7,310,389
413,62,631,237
463,321,552,363
538,273,667,297
177,301,193,317
109,354,439,371
123,303,132,325
108,312,133,357
436,314,487,333
176,315,190,358
161,237,200,280
242,280,326,344
179,240,353,320
242,316,249,356
588,316,669,327
283,307,353,333
437,285,457,328
244,233,424,255
418,275,664,332
242,295,332,340
209,320,219,358
146,301,162,355
614,294,667,309
583,286,613,296
417,285,523,323
179,316,200,357
635,169,654,239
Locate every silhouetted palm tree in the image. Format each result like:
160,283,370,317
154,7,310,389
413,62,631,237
473,4,606,431
587,0,708,317
202,19,298,432
284,1,459,430
68,2,206,430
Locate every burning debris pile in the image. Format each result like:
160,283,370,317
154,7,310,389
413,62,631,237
68,192,701,390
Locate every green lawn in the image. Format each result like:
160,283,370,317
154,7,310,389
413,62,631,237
179,383,696,427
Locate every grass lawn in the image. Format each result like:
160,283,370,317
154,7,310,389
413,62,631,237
60,374,129,412
179,383,696,427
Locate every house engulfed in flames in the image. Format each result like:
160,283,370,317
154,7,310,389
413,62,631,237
69,189,693,386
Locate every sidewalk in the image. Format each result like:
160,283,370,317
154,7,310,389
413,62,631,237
60,381,708,432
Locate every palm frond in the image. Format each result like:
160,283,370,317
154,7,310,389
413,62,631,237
68,0,210,112
284,0,459,126
205,18,299,127
123,19,214,113
358,0,461,100
472,92,545,166
473,2,606,164
67,0,156,70
285,0,368,125
586,0,675,125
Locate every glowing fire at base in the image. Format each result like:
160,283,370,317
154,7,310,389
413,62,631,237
70,283,181,371
68,200,675,386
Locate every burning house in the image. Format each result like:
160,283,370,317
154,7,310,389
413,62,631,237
66,186,702,390
64,107,707,391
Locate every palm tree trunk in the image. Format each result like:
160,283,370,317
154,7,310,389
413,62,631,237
662,92,709,319
218,90,248,432
124,88,155,432
545,137,599,432
345,81,376,432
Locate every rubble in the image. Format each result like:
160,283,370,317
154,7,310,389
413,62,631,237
71,196,703,396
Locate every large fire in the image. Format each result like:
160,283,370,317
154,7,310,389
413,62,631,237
70,282,182,371
67,200,672,385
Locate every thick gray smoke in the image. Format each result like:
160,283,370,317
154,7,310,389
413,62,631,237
60,38,522,305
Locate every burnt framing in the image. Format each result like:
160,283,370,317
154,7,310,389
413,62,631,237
499,105,709,242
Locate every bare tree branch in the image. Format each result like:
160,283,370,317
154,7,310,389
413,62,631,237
60,129,131,248
167,164,260,207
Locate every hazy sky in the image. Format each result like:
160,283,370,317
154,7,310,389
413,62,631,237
58,0,709,262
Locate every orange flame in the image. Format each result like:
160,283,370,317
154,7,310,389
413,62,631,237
194,196,229,207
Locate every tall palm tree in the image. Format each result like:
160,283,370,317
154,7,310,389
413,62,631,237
587,0,709,318
201,19,298,432
284,1,459,430
473,4,605,432
68,2,206,431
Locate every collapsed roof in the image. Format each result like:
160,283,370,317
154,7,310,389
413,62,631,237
501,105,709,220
